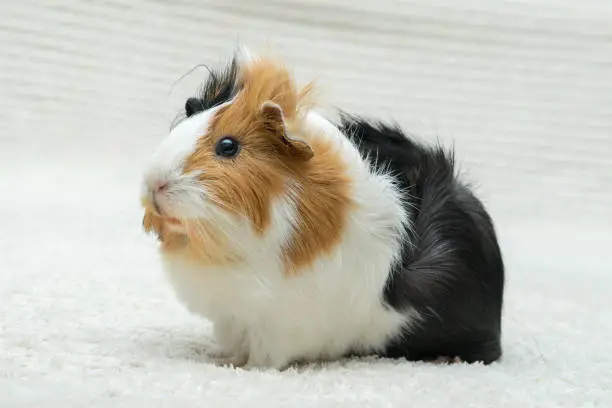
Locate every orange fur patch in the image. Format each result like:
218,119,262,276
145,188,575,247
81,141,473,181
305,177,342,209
177,56,353,273
281,138,353,275
143,208,241,265
183,57,313,233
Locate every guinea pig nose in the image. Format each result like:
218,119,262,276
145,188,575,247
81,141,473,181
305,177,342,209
153,181,168,193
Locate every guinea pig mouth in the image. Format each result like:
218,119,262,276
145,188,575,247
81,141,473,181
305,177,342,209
143,196,182,226
154,206,182,225
150,194,181,223
165,216,181,225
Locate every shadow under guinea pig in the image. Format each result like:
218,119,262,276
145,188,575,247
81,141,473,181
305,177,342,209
130,329,471,373
119,327,373,371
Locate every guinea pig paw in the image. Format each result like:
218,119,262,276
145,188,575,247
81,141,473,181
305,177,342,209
431,356,463,365
241,354,292,371
209,354,249,369
203,342,232,359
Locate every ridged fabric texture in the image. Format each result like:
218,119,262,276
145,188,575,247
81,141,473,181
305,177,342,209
2,0,611,226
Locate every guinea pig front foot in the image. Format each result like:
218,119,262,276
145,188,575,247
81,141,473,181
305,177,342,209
431,355,463,365
204,341,240,360
208,353,249,369
203,343,232,359
203,341,246,366
240,350,295,371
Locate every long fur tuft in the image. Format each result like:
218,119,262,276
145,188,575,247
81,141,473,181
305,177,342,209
338,115,505,364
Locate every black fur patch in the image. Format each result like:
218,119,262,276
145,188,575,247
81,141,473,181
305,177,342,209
338,114,505,364
184,56,242,118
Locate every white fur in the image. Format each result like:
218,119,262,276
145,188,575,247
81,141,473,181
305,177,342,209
145,102,416,369
141,104,226,219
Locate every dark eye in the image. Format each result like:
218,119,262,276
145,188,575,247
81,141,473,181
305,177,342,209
215,136,241,158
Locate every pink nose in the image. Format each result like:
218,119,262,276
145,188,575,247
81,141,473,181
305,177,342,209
153,181,168,193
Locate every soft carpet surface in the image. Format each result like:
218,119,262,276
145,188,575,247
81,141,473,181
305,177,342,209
1,0,611,406
3,172,611,407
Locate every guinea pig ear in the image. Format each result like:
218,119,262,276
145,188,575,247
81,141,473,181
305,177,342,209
259,101,314,161
185,97,205,117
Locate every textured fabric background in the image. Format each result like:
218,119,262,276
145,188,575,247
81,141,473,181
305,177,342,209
3,0,612,226
1,1,611,406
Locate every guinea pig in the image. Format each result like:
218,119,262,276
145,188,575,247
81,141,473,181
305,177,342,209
141,49,505,370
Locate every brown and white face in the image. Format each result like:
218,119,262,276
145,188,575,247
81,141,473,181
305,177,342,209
141,56,325,265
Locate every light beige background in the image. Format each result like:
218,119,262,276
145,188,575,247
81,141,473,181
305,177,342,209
2,0,611,228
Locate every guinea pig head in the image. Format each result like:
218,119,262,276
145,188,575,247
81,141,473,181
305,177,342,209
141,56,327,267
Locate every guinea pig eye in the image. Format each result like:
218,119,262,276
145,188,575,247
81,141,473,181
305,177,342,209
215,136,241,158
